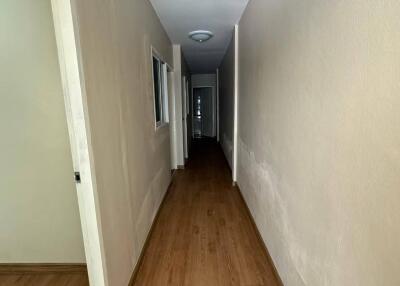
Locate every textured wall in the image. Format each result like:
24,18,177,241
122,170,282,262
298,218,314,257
219,32,235,168
238,1,400,285
0,0,84,263
73,0,173,285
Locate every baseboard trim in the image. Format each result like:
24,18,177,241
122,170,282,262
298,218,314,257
235,185,284,286
0,263,87,274
177,165,185,170
128,178,174,285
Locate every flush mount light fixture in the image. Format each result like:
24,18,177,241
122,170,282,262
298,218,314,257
188,30,214,43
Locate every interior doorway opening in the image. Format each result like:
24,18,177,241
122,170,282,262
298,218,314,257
192,87,214,139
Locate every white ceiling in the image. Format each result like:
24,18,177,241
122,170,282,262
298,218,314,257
150,0,249,73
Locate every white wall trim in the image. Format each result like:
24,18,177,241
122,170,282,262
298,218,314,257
182,76,189,159
216,68,220,142
167,70,177,170
232,24,239,183
51,0,108,285
172,45,185,167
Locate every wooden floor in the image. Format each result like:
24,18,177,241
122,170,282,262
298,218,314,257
132,139,280,286
0,140,279,286
0,270,89,286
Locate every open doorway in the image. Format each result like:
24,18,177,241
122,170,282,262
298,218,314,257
192,87,214,138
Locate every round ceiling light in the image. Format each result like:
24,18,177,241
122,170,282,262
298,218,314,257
188,30,214,43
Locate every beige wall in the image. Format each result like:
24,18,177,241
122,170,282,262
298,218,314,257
219,32,235,168
73,0,173,284
238,1,400,285
0,0,85,263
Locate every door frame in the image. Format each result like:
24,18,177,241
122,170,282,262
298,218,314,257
51,1,108,285
216,69,220,142
182,76,188,159
191,86,215,138
232,24,239,183
185,78,190,157
167,69,177,169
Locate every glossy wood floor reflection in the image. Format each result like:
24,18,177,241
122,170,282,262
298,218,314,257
132,139,280,286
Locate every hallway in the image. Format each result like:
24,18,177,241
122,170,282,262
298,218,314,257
132,140,280,286
3,0,400,285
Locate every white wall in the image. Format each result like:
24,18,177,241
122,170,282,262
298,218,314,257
0,0,85,263
71,0,173,285
238,1,400,286
167,69,177,169
191,74,217,138
218,32,235,168
171,45,187,167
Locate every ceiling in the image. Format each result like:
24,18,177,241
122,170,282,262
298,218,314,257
150,0,249,73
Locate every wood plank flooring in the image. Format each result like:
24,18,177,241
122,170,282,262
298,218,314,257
0,258,89,285
132,139,280,286
0,140,279,286
0,272,89,286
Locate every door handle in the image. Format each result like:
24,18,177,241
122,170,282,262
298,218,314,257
74,172,81,184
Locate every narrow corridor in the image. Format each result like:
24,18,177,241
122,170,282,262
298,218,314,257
132,139,280,286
